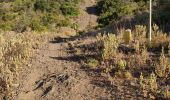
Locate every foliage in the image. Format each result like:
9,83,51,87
153,0,170,32
30,19,47,32
96,0,144,26
61,2,80,17
87,58,99,68
96,0,170,31
78,24,170,99
101,34,118,60
161,88,170,100
0,0,81,32
155,48,170,78
0,32,47,98
117,59,127,70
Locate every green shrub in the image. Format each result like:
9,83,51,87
1,13,16,21
97,0,138,26
13,0,35,12
42,14,56,26
57,18,71,27
0,0,81,32
0,22,12,31
34,0,51,12
30,20,47,32
61,2,79,16
12,15,31,32
34,0,62,13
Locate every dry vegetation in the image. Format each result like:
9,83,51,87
0,0,170,99
0,31,47,99
74,25,170,99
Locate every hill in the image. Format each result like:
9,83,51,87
0,0,170,100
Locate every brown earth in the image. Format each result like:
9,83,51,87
13,36,110,100
74,0,98,31
12,0,102,100
12,0,146,100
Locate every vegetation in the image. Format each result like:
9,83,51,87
76,24,170,99
0,0,81,32
96,0,148,26
96,0,170,31
0,0,170,99
0,32,47,99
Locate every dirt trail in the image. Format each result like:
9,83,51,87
12,0,143,99
14,35,114,100
75,0,98,31
12,0,106,100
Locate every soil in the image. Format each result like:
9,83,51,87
12,0,145,100
74,0,98,31
12,0,101,100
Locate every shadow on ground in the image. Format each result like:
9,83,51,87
49,36,80,43
86,5,99,16
49,53,97,63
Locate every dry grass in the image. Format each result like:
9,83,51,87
155,49,170,78
80,25,170,99
0,31,47,99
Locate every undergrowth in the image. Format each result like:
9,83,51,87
81,25,170,99
0,31,46,99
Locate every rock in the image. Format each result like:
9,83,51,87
11,84,19,88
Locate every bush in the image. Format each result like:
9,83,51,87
57,18,71,27
61,2,79,16
97,0,138,26
0,0,81,31
0,32,32,98
155,49,170,78
0,22,12,31
30,20,47,32
86,58,99,68
34,0,52,12
42,14,56,26
12,15,31,32
101,34,118,60
0,31,47,98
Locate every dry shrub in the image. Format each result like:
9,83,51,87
96,33,126,75
133,25,147,45
59,27,77,37
92,25,169,99
132,25,170,50
155,49,170,78
96,33,119,61
151,33,170,49
86,58,99,68
0,31,46,98
140,72,158,96
161,88,170,100
126,46,149,70
101,34,119,60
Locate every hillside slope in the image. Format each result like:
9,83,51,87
13,0,102,99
